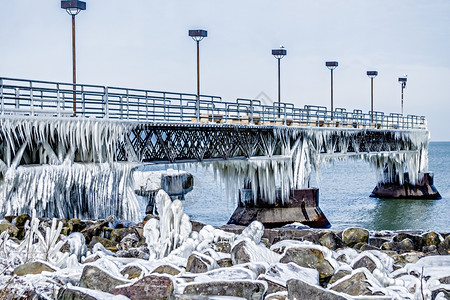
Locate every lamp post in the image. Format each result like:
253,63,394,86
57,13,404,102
188,29,207,122
61,0,86,117
398,76,407,115
272,46,287,117
325,61,338,120
367,71,378,123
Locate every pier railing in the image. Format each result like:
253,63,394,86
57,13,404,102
0,77,427,130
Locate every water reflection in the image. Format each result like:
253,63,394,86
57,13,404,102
367,198,438,231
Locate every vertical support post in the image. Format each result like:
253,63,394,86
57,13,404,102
277,58,281,118
72,14,77,117
196,40,200,123
401,85,404,115
0,78,4,115
370,77,374,124
104,86,109,118
330,68,334,121
56,83,61,117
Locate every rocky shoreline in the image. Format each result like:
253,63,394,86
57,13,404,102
0,201,449,299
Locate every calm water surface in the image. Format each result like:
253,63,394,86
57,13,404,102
144,142,450,232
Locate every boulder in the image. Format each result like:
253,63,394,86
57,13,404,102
114,275,174,300
400,238,415,252
183,280,266,300
121,265,144,279
186,252,216,273
152,264,182,276
217,258,233,268
279,247,334,282
14,261,56,276
422,232,441,247
368,237,390,248
329,271,373,296
258,275,286,294
328,269,352,285
438,235,450,255
287,279,351,300
80,265,129,293
231,240,251,265
110,228,137,244
58,286,99,300
117,233,140,250
213,241,232,253
0,223,19,238
319,232,345,250
68,218,85,233
15,214,31,227
352,255,377,272
116,246,149,259
342,228,369,247
88,236,117,249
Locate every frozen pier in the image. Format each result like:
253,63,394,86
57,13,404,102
0,77,440,224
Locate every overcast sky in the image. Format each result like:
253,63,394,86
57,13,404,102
1,1,449,140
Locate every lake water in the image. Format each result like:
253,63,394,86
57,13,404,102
144,142,450,232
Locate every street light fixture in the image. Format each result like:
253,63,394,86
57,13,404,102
367,71,378,123
398,76,407,115
61,0,86,117
325,61,338,120
188,29,207,98
272,46,287,116
189,29,207,122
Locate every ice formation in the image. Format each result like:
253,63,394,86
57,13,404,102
0,117,143,221
209,127,430,204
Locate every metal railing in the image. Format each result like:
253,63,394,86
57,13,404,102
0,77,427,130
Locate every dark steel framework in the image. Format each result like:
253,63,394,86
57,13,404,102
367,71,378,123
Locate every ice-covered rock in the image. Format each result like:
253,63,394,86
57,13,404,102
113,275,174,300
342,227,369,247
79,265,130,293
287,279,351,300
183,280,267,300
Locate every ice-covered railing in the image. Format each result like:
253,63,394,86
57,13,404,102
0,77,427,130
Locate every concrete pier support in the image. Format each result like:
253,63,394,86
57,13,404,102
228,188,331,228
370,172,441,199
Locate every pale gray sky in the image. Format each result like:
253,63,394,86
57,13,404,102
1,1,449,140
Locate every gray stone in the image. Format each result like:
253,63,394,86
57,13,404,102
152,264,181,276
279,247,334,282
438,235,450,255
80,265,129,293
258,274,287,294
329,271,373,296
400,238,415,252
0,223,19,238
14,261,56,276
186,253,215,273
342,228,369,247
213,241,231,253
358,243,380,251
183,280,266,300
422,232,441,247
113,275,174,300
287,279,350,300
88,236,116,249
328,269,352,285
439,276,450,284
231,240,251,265
369,237,390,248
319,232,345,250
217,258,233,268
57,287,98,300
352,255,377,272
110,228,137,244
173,295,211,300
120,265,144,279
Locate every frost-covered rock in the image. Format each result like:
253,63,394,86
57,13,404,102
279,247,335,281
438,235,450,255
113,275,174,300
186,252,217,273
287,279,351,300
120,265,144,279
152,264,182,276
319,232,345,250
183,280,267,300
329,269,377,296
14,261,56,276
342,227,369,247
80,265,130,293
352,255,377,272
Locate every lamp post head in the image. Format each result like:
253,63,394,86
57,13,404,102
326,61,338,70
399,76,407,88
272,46,287,59
367,71,378,79
61,0,86,16
189,29,208,42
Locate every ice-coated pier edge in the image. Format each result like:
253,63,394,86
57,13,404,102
0,76,440,222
